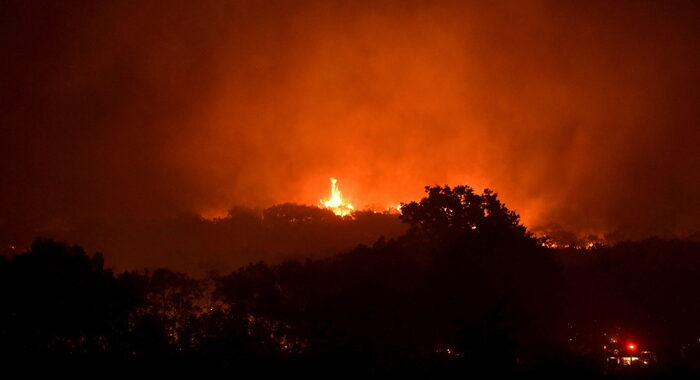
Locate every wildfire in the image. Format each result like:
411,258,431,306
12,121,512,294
320,177,355,216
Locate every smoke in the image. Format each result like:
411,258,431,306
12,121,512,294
2,0,699,265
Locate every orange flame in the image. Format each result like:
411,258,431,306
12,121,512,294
320,177,354,216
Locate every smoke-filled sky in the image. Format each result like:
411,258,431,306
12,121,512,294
2,0,700,249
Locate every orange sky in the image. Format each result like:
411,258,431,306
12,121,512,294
2,0,700,247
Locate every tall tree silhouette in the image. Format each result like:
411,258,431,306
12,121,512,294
399,185,528,245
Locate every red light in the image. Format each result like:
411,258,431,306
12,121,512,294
628,344,636,351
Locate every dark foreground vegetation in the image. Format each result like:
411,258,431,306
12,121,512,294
2,185,700,378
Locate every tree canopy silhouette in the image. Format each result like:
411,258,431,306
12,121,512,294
3,185,700,377
399,185,528,244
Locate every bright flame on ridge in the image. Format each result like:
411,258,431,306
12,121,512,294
320,177,354,216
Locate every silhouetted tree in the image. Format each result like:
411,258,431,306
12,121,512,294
400,185,528,245
0,238,144,359
144,268,203,348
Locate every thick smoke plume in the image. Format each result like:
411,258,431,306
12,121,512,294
2,1,699,268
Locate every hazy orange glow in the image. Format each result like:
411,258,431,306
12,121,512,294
320,178,354,217
2,0,700,269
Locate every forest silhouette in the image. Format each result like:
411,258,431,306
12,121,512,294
3,185,700,378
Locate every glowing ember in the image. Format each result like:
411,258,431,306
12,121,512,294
320,177,355,216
